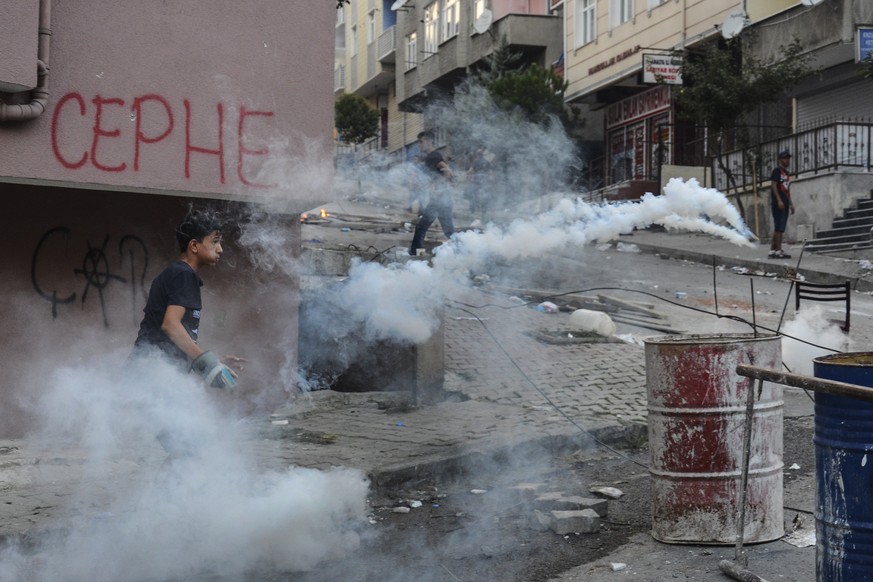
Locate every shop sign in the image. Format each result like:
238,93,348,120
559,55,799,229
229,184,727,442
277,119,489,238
642,53,683,85
606,85,671,129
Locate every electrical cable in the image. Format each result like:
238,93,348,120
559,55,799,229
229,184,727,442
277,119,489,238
452,285,845,355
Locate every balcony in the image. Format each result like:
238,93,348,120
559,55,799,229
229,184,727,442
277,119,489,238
334,65,345,93
378,25,396,64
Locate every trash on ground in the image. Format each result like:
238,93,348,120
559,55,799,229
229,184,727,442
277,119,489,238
568,309,617,337
537,301,559,313
589,486,624,499
470,489,488,495
392,506,411,514
410,500,422,508
788,463,801,470
731,266,750,275
611,563,627,572
616,242,640,253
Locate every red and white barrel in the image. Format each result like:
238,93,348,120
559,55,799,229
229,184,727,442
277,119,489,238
644,333,784,544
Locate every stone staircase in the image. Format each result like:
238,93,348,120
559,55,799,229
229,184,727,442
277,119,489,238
805,191,873,254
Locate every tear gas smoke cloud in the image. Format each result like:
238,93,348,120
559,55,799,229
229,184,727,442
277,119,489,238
306,176,754,353
0,354,369,581
781,305,851,376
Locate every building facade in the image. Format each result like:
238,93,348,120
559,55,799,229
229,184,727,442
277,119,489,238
0,0,335,436
336,0,426,160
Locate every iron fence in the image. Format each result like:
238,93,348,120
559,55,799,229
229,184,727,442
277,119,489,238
714,120,873,191
577,120,873,200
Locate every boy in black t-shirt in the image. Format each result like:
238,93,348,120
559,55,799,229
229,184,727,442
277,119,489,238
132,211,241,389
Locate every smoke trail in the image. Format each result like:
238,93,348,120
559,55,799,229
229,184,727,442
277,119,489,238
0,353,369,582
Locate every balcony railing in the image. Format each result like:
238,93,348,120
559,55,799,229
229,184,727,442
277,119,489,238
378,25,396,63
334,65,345,92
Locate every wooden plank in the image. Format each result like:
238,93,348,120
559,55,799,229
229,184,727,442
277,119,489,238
597,294,665,319
611,314,681,334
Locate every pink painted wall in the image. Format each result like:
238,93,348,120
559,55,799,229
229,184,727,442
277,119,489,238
492,0,550,21
0,1,332,437
0,0,335,212
0,4,39,91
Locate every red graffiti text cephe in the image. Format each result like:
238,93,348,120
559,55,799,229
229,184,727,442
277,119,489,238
51,92,276,189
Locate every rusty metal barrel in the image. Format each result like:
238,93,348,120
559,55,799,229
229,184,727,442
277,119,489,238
814,352,873,581
644,334,784,544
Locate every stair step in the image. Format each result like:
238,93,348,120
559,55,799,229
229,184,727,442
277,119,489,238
844,207,873,220
807,241,873,253
816,224,873,238
832,216,873,229
857,198,873,210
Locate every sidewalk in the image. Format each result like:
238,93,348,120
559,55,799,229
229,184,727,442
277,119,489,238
625,227,873,292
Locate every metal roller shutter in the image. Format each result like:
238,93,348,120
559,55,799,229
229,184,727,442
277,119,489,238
797,81,873,127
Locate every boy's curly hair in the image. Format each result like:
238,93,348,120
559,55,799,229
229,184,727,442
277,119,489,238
176,210,222,252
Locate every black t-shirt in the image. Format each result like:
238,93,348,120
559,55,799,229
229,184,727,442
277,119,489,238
423,150,446,176
770,166,790,207
133,260,203,365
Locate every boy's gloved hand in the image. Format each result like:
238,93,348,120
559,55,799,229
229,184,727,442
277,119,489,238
191,351,237,389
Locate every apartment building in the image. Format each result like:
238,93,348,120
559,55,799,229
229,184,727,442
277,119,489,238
336,0,426,158
0,0,335,435
563,0,873,239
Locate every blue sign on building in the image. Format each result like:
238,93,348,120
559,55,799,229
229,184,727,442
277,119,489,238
857,26,873,62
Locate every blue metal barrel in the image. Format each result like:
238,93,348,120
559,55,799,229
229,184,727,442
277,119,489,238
814,352,873,581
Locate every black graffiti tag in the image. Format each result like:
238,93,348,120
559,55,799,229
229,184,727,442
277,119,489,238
32,229,150,326
73,235,125,327
31,227,77,319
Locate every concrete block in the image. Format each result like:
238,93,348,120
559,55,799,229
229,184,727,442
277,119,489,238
533,491,566,502
537,509,600,535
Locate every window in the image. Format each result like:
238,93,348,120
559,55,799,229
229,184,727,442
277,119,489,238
647,0,665,7
350,24,358,56
574,0,596,47
424,2,439,57
336,5,344,25
405,32,417,70
367,11,376,44
442,0,459,41
609,0,633,28
474,0,487,20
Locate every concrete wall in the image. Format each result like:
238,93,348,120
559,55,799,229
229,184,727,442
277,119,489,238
0,0,335,211
0,2,334,436
1,183,301,437
746,171,873,243
0,3,39,91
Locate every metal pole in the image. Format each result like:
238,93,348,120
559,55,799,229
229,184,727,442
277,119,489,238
733,377,762,566
736,364,873,403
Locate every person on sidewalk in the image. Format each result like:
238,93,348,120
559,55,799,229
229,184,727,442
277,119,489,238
409,130,455,256
769,150,795,259
130,209,246,459
131,209,244,389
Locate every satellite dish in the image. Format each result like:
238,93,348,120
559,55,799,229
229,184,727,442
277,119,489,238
473,9,493,35
800,0,824,5
720,11,747,40
390,0,409,10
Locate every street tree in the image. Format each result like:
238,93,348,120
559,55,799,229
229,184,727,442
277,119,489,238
334,93,380,146
674,36,814,220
